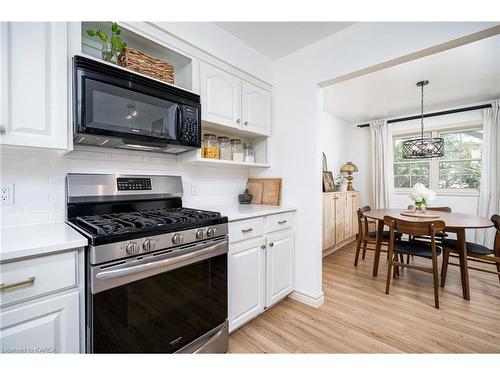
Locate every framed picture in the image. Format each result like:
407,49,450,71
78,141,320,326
322,171,335,192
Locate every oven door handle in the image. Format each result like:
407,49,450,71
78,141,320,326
95,240,227,281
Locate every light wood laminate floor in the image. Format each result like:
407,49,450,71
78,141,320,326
228,241,500,353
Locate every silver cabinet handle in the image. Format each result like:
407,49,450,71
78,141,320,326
241,228,253,233
236,119,241,124
0,276,35,291
269,243,274,247
260,244,266,249
0,126,6,135
278,220,287,224
244,120,248,125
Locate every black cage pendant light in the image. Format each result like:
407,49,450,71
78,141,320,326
402,80,444,159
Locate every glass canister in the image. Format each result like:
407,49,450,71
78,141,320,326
231,139,244,162
243,143,255,163
218,136,231,160
203,134,219,159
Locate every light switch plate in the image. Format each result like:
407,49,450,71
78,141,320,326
191,183,199,196
1,184,14,205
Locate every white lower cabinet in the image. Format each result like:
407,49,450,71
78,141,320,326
228,211,295,332
0,290,80,353
265,230,294,307
228,238,266,332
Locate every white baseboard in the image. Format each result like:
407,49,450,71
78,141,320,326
288,290,324,308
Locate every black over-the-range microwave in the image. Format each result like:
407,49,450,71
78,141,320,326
73,56,201,153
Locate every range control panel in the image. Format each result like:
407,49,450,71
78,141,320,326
117,177,152,191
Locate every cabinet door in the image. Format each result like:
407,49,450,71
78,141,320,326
241,81,271,136
0,22,68,149
228,238,266,332
345,193,354,238
200,62,241,129
334,193,346,243
266,230,294,307
0,291,80,353
323,194,335,250
351,192,360,236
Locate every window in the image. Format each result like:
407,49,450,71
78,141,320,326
393,135,431,189
393,127,483,193
438,130,482,189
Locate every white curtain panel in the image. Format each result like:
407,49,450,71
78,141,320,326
370,119,394,209
476,99,500,248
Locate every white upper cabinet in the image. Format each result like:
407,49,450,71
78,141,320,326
200,62,242,129
199,61,271,136
242,81,271,136
0,22,69,149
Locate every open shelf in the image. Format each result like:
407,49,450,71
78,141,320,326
81,21,193,91
178,149,270,168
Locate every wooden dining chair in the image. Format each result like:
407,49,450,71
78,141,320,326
354,206,402,266
384,215,446,309
406,206,451,264
441,214,500,287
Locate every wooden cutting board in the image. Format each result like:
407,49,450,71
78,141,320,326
246,180,263,204
247,178,282,206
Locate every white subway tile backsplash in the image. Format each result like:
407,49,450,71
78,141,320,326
1,145,248,227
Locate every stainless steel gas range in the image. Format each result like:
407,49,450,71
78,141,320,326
66,173,228,353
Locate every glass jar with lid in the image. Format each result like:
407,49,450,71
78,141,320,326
218,136,231,160
230,139,244,162
243,143,255,163
203,134,218,159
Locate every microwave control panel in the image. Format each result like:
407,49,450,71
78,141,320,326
181,106,200,145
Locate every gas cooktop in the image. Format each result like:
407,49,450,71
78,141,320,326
69,207,227,245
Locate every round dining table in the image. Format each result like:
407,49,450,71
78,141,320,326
364,208,493,300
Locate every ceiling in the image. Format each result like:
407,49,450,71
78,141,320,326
323,34,500,124
215,22,355,60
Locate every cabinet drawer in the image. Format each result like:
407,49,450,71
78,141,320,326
228,217,265,244
266,212,294,233
0,251,78,307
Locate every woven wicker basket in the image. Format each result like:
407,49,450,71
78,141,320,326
118,47,175,84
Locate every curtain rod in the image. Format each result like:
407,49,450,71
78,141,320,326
356,103,492,128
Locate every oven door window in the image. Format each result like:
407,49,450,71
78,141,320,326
84,78,179,140
90,254,227,353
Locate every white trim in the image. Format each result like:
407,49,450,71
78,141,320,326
288,290,324,308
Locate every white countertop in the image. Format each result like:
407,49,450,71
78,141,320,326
198,204,297,222
0,222,88,262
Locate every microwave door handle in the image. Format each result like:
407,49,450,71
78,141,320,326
95,240,227,281
176,105,183,139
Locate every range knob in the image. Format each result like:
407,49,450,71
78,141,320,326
143,238,155,252
172,233,184,245
125,241,139,255
196,229,205,240
206,227,217,237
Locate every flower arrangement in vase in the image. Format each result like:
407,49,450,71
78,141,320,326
86,22,127,64
409,183,436,213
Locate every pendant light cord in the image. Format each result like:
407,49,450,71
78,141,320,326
420,82,424,140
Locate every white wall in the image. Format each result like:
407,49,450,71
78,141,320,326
320,111,373,207
251,22,496,305
151,22,274,84
0,145,248,227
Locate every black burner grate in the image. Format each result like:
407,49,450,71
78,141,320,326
75,208,221,236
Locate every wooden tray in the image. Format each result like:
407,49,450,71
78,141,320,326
401,211,440,218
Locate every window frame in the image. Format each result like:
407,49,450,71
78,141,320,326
393,123,482,196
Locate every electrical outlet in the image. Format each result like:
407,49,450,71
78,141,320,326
1,184,14,205
191,183,199,196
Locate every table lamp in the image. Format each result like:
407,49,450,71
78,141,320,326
340,161,358,191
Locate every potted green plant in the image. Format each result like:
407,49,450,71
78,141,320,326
86,22,127,63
